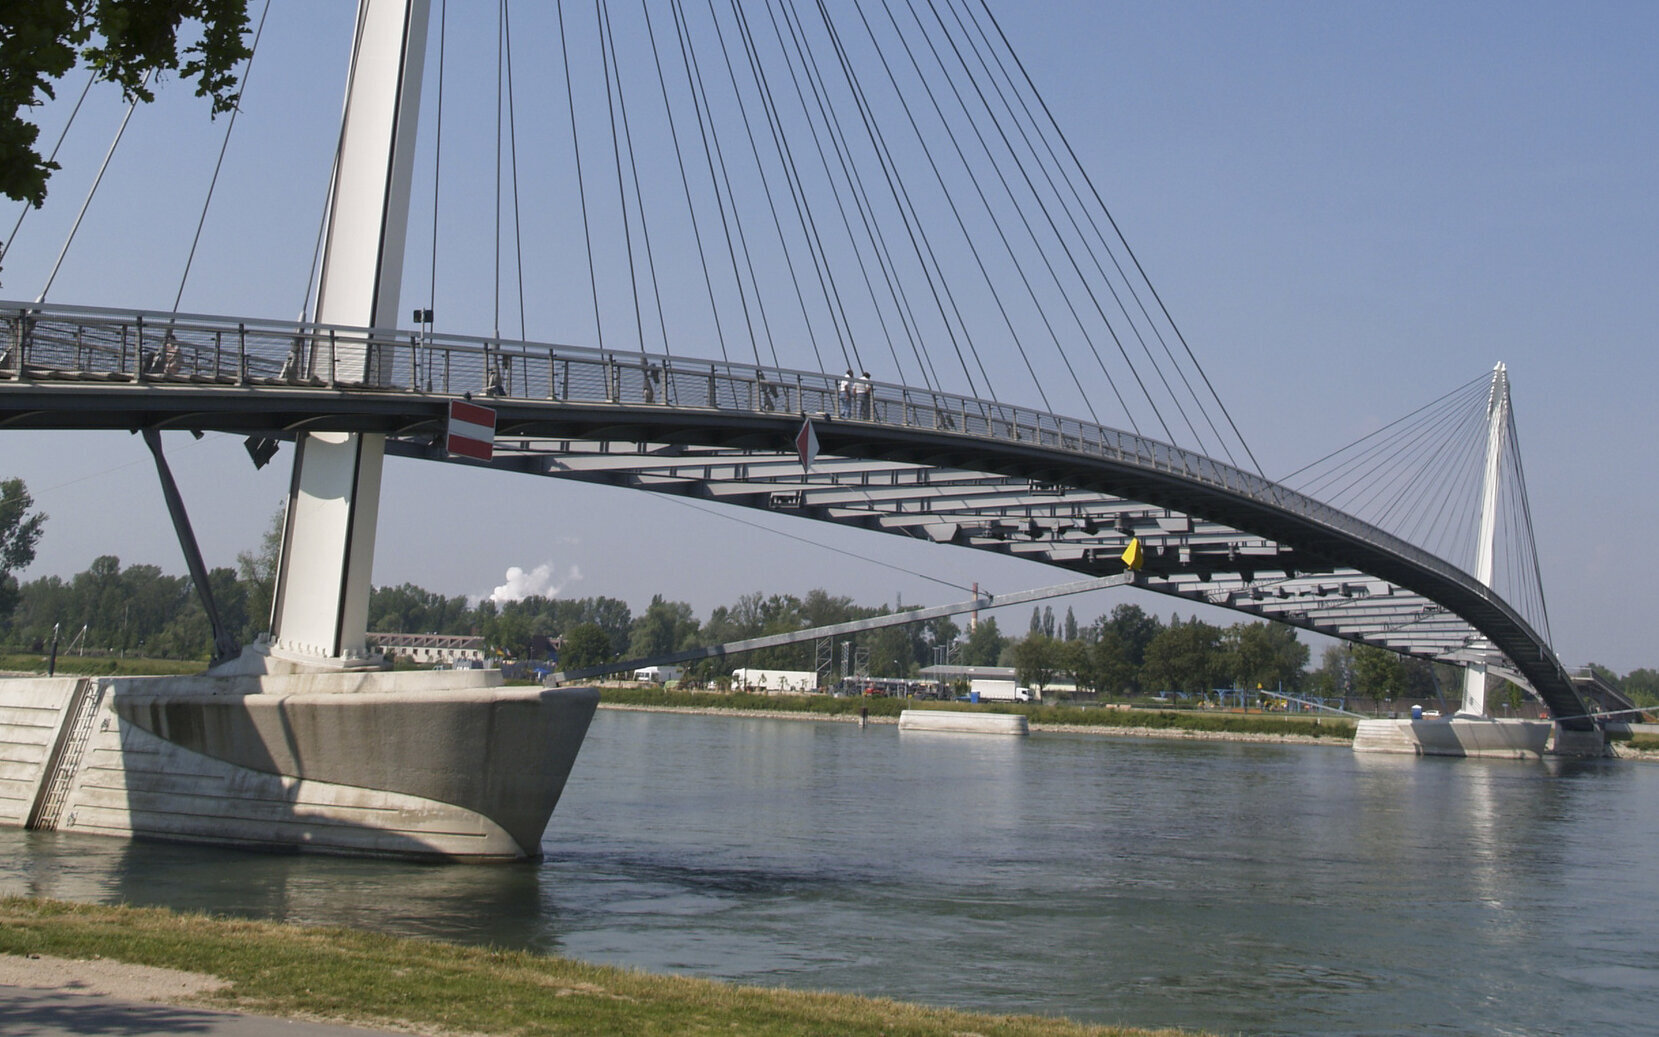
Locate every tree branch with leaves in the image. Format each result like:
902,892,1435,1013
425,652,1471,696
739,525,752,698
1,1,251,209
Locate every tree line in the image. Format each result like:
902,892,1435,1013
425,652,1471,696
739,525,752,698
2,476,1656,705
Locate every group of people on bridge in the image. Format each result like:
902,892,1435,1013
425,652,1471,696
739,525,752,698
838,368,873,419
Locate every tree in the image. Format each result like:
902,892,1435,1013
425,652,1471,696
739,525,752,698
1141,618,1223,696
867,622,918,678
1075,630,1134,696
1623,668,1659,708
483,610,534,659
1012,632,1062,692
1350,645,1406,699
1099,603,1162,670
958,616,1005,667
627,594,699,658
0,478,45,622
922,615,960,662
1220,621,1309,693
559,622,613,671
1308,644,1354,697
369,581,472,636
2,3,252,210
235,504,282,639
1062,606,1078,642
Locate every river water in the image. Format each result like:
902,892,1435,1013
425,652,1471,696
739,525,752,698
3,708,1656,1035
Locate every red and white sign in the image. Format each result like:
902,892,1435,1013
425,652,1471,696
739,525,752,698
795,416,819,471
446,400,497,461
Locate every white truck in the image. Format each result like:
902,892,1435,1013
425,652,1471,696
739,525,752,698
633,665,683,684
970,678,1034,702
732,668,818,693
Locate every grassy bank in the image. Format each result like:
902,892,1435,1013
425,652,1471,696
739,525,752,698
0,652,204,676
601,686,1357,741
0,898,1192,1036
1610,730,1659,751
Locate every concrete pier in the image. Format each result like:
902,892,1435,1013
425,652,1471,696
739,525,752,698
1352,716,1603,758
0,671,597,860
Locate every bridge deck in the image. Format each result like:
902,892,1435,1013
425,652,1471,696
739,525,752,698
0,302,1591,727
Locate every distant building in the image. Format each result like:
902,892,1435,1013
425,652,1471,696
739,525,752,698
368,632,485,666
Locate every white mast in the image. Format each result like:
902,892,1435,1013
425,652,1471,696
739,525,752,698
265,0,430,667
1459,362,1508,716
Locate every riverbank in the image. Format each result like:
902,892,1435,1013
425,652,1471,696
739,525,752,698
596,689,1357,746
0,898,1194,1037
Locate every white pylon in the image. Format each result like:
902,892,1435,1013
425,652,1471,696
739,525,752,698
1459,363,1508,716
266,0,430,666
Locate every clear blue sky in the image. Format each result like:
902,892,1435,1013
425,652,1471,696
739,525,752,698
2,0,1654,671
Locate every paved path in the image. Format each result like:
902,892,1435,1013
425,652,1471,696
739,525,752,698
0,985,407,1036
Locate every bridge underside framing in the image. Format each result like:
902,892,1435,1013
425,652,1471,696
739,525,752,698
0,303,1592,728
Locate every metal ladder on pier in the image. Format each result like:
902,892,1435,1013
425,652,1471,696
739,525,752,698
27,678,106,831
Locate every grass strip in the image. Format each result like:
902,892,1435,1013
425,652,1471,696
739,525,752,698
601,687,1357,741
0,897,1195,1037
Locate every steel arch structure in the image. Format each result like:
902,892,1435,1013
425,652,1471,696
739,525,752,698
0,301,1591,727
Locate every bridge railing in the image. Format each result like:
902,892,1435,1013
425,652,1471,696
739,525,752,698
0,300,1554,653
0,300,1462,550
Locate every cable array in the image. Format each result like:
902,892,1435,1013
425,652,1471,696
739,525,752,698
388,0,1260,466
1283,369,1551,639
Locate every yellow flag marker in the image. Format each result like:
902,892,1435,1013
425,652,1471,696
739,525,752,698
1120,536,1144,571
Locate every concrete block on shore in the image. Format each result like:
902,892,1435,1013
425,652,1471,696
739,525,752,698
898,709,1028,736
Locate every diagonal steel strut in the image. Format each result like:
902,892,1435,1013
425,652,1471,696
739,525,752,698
548,572,1137,684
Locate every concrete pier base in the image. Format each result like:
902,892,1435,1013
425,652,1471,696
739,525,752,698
1549,723,1608,758
0,670,598,860
898,709,1028,735
1352,716,1552,758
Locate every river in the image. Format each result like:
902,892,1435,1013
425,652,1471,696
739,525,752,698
3,708,1655,1035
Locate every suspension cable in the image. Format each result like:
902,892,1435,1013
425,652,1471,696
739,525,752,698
639,0,732,361
556,0,605,349
492,0,504,338
37,71,152,302
504,0,527,338
720,0,847,374
595,0,646,351
973,0,1263,473
774,0,941,389
173,0,273,312
1,71,96,274
672,0,770,365
815,0,992,401
768,0,934,387
599,0,671,354
892,0,1122,429
944,0,1226,457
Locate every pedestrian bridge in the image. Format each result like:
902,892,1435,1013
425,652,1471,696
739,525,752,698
0,300,1593,728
